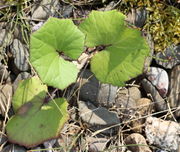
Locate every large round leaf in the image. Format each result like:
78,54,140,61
30,17,85,90
6,98,68,148
6,77,69,148
79,10,150,86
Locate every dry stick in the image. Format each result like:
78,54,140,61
165,99,177,122
0,92,11,150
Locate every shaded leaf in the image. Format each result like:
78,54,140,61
6,77,69,148
6,98,68,148
12,76,47,112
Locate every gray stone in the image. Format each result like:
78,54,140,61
43,139,56,152
86,137,109,152
78,100,120,127
79,70,118,108
145,117,180,151
60,5,73,18
0,29,13,48
115,87,141,119
31,0,60,20
168,65,180,117
124,133,152,152
0,132,7,145
10,39,29,71
155,45,180,69
142,78,167,111
116,87,141,102
130,98,152,133
0,29,13,62
1,144,26,152
126,8,147,28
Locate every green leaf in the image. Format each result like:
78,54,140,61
6,77,69,148
30,17,85,90
12,76,47,112
6,98,68,148
79,10,150,86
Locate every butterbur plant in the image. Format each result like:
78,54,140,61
80,10,150,86
6,10,150,148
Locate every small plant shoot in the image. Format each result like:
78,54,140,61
6,10,150,148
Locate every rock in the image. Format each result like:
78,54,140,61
130,98,152,133
13,72,31,91
142,78,167,111
0,84,12,116
145,117,180,151
43,139,56,152
10,39,29,71
124,133,152,152
115,87,152,132
97,83,118,108
0,29,13,48
86,137,109,152
0,64,9,81
116,87,141,102
136,98,153,114
0,133,7,145
115,87,141,122
79,70,118,107
59,4,73,18
146,67,169,97
168,65,180,117
1,144,26,152
155,45,180,69
31,0,60,20
78,100,120,134
126,8,147,28
31,21,44,32
0,29,13,61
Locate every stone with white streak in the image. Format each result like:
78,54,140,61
145,117,180,151
146,67,169,97
10,39,29,71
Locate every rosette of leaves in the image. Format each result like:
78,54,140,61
79,10,150,86
30,17,85,90
6,77,69,148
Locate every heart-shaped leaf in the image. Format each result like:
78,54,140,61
6,77,69,148
79,10,150,86
30,17,85,90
